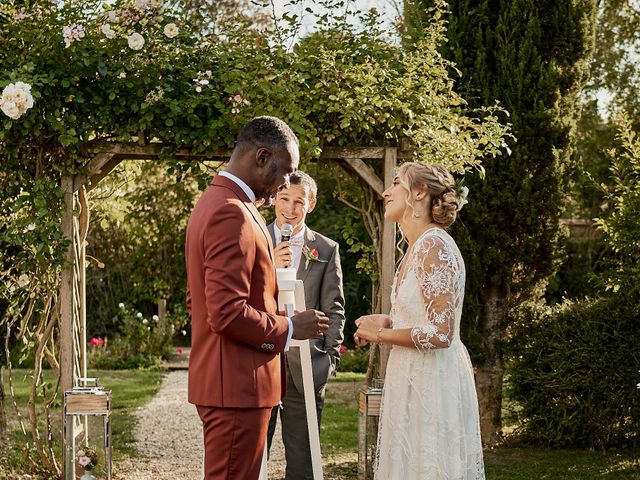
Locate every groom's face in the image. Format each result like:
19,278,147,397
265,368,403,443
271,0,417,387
255,141,299,205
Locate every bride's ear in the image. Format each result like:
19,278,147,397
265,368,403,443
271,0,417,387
414,187,428,202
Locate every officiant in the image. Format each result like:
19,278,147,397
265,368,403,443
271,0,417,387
266,171,346,480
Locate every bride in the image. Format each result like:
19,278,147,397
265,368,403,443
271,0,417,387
354,162,485,479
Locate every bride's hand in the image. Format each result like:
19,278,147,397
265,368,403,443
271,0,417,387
353,332,368,347
355,314,392,330
354,314,392,346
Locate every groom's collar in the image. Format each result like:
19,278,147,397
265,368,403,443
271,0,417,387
217,171,256,203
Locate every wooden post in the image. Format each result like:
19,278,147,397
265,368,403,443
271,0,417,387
379,148,397,379
158,298,167,320
60,174,76,480
0,366,6,436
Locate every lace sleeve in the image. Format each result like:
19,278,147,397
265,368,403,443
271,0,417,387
410,235,456,352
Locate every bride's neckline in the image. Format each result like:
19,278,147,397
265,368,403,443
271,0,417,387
396,225,443,289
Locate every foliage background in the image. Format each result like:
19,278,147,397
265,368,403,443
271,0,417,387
0,0,509,474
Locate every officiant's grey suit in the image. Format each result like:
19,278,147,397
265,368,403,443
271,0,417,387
266,222,346,480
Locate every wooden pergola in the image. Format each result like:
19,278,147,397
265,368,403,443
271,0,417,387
59,140,411,478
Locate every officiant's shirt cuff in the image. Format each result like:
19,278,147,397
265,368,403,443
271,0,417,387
285,317,293,352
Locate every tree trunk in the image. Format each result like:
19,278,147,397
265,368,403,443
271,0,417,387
0,366,6,436
475,284,507,447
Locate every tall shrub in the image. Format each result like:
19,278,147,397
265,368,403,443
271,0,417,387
408,0,599,444
509,114,640,448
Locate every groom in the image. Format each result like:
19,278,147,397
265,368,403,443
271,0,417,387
185,116,331,480
266,171,346,479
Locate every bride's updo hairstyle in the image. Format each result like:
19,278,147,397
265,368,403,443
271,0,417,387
397,162,460,229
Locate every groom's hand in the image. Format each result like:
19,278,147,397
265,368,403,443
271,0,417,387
291,310,331,340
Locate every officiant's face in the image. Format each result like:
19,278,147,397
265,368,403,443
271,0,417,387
275,184,316,234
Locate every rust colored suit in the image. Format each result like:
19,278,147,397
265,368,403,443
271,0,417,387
186,174,289,479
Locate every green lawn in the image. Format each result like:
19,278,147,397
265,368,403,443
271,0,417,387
322,373,640,480
2,369,639,479
0,368,163,476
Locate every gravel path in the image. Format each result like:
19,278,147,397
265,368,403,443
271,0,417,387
114,370,287,480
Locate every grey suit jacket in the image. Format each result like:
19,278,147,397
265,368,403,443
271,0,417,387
268,223,346,393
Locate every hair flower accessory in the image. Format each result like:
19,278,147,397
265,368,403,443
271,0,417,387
457,185,469,211
302,245,327,269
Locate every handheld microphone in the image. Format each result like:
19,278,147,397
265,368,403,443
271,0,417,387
280,223,294,269
280,223,293,243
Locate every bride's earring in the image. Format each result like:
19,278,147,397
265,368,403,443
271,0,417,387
414,194,424,217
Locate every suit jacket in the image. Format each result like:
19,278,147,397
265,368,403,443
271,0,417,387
268,223,346,393
186,175,290,408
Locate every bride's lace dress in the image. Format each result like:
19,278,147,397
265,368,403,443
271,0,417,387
375,228,485,480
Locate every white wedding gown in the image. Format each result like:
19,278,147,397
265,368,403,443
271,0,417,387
375,228,485,480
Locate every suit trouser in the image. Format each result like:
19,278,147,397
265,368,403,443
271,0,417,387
197,404,272,480
266,368,326,480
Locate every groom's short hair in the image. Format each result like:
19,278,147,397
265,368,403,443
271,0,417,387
236,116,299,154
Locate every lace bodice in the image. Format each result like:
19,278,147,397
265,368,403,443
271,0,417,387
391,228,466,351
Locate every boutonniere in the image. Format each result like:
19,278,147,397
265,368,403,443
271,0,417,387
302,245,327,269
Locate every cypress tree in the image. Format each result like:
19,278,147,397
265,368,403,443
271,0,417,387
407,0,598,445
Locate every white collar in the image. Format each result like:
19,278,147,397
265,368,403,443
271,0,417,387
218,171,256,203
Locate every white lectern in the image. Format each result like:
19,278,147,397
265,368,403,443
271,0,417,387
260,268,323,479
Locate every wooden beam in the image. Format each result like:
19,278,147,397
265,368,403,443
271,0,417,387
321,146,413,160
342,158,384,197
88,141,233,159
60,175,75,480
85,156,124,192
74,153,118,192
321,146,386,159
379,147,397,380
84,141,412,164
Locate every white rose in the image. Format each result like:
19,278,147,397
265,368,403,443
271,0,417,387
17,274,30,288
23,223,36,233
136,312,143,318
163,23,179,38
142,319,149,325
118,71,127,79
107,11,119,23
134,0,149,11
1,101,20,119
101,24,116,39
119,303,125,309
127,32,145,50
14,81,31,93
24,92,34,109
1,86,17,103
152,315,159,322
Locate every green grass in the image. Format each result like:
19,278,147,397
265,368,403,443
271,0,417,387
484,448,640,480
0,368,163,476
320,373,640,480
3,370,639,479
